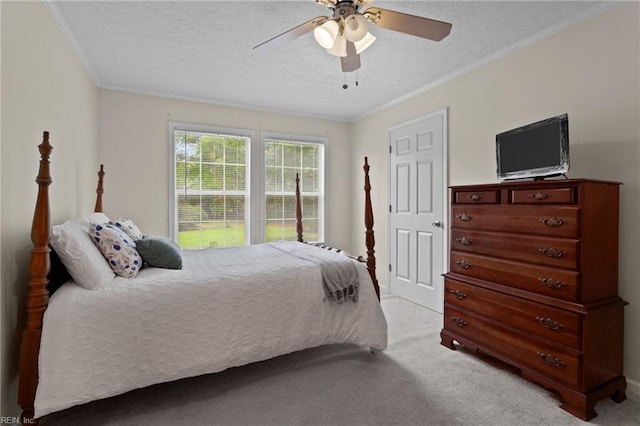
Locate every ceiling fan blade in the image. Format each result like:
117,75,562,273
341,42,361,72
254,16,327,52
363,7,452,41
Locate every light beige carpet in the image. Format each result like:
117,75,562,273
40,294,639,425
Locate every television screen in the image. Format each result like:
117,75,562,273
496,114,569,180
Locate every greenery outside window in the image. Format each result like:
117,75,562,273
173,128,249,249
264,138,324,243
171,125,325,248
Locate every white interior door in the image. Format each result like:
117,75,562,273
388,109,447,313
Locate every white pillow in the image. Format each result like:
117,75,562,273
50,213,115,290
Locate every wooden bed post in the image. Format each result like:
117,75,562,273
94,164,105,213
295,173,303,243
18,132,53,425
363,157,380,300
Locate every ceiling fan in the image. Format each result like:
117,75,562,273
253,0,452,73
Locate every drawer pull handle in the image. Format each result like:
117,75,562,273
539,217,565,227
537,352,567,368
468,194,482,201
538,248,567,258
536,317,565,331
538,278,567,289
529,192,550,200
455,260,471,270
455,237,473,246
456,213,472,222
450,316,467,327
449,289,467,300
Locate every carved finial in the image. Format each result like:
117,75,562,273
39,131,51,154
95,164,105,213
363,157,371,192
36,132,52,187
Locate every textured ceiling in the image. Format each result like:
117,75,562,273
52,1,611,122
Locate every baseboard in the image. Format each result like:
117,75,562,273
626,377,640,402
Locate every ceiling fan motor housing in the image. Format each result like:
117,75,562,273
332,1,360,20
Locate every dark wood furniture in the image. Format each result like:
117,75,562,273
19,132,379,424
440,179,627,421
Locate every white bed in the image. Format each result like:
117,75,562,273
20,133,385,422
35,240,386,417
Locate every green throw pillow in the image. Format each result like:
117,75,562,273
135,236,183,269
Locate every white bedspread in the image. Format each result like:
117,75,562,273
35,242,387,417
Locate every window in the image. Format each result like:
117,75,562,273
171,124,325,248
173,128,249,249
264,138,324,243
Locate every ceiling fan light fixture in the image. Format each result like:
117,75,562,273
254,0,453,74
326,34,347,57
344,13,368,42
313,19,339,49
354,31,376,54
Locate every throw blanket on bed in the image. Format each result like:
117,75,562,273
269,241,359,303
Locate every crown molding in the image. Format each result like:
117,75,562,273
43,0,621,124
99,83,350,124
44,0,345,122
351,1,622,123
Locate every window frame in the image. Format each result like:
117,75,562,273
259,132,327,244
169,122,255,247
169,123,327,246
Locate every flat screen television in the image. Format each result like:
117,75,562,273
496,113,569,181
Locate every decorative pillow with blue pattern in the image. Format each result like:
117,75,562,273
108,217,144,241
89,222,141,278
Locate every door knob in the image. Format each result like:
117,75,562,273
432,221,443,228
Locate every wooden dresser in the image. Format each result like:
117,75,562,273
440,179,627,421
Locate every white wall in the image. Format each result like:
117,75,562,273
350,3,640,397
98,89,353,249
0,1,99,417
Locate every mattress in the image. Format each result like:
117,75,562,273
35,242,387,417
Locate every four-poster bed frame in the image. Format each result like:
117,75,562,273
18,131,380,424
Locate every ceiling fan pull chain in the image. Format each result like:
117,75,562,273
356,70,359,86
343,73,349,90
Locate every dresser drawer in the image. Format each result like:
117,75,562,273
511,187,576,204
450,229,579,270
454,190,500,204
450,251,579,301
445,279,580,348
452,205,580,238
444,306,580,387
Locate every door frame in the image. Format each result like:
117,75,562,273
386,107,449,311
